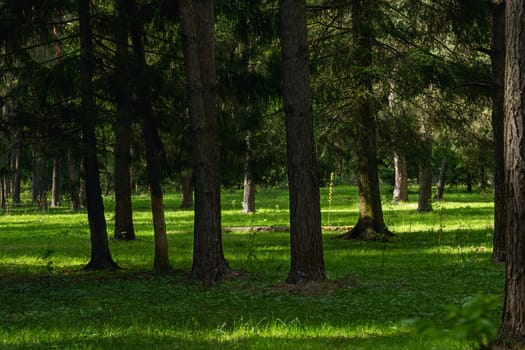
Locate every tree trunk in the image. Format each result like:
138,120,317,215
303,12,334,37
491,0,506,264
280,0,326,283
493,1,525,348
180,171,193,208
51,159,61,207
79,0,118,271
435,158,447,200
129,0,170,271
339,0,392,240
11,143,21,204
113,0,135,241
67,147,81,211
392,151,408,202
417,133,433,213
242,132,255,213
179,0,229,285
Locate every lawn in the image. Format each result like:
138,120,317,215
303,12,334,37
0,185,504,349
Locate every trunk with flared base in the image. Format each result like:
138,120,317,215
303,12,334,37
179,0,228,285
79,0,117,270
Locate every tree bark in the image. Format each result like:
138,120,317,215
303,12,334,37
67,147,81,211
490,1,506,264
113,0,135,240
280,0,326,284
242,132,256,213
435,158,447,200
179,0,229,285
392,151,408,202
417,134,433,213
339,0,392,240
10,141,21,204
51,159,61,207
180,171,193,208
493,1,525,348
79,0,118,270
128,0,170,271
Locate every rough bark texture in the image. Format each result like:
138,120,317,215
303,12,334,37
79,0,118,270
417,132,433,213
113,0,135,241
493,1,525,348
491,1,506,264
339,0,392,240
129,0,170,271
392,151,408,202
280,0,326,284
179,0,229,285
435,158,447,200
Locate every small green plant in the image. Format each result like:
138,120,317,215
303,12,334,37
37,249,55,273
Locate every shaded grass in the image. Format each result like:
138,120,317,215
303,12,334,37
0,185,503,349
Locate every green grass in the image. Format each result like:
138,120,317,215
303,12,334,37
0,185,504,349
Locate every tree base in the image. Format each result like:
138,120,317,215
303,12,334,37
84,258,119,271
337,221,394,241
286,270,326,285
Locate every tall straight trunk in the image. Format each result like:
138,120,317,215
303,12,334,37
417,134,433,213
494,1,525,347
339,0,392,240
51,159,61,207
242,132,255,213
79,0,118,270
491,0,506,264
392,151,408,202
435,158,447,200
67,147,81,211
280,0,326,283
180,171,193,208
129,0,170,271
11,143,21,204
113,0,135,240
179,0,229,285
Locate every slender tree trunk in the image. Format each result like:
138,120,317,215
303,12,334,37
242,132,255,213
179,0,229,285
280,0,326,283
11,143,21,204
493,1,525,348
435,158,447,200
113,0,135,240
491,0,506,264
67,147,81,211
51,159,61,207
417,132,433,213
392,151,408,202
339,0,392,240
79,0,118,270
180,171,193,208
129,0,170,271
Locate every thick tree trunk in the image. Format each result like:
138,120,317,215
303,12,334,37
280,0,326,283
180,171,193,208
179,0,229,285
113,0,135,241
491,0,506,264
493,1,525,348
392,151,408,202
339,0,392,240
51,159,61,207
417,134,433,213
435,158,447,200
242,132,256,213
129,0,169,271
79,0,118,270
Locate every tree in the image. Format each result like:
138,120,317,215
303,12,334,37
128,0,170,271
179,0,229,285
113,0,135,241
280,0,326,284
79,0,118,270
492,0,525,347
490,0,506,264
338,0,392,240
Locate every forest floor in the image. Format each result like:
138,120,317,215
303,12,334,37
0,185,503,349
